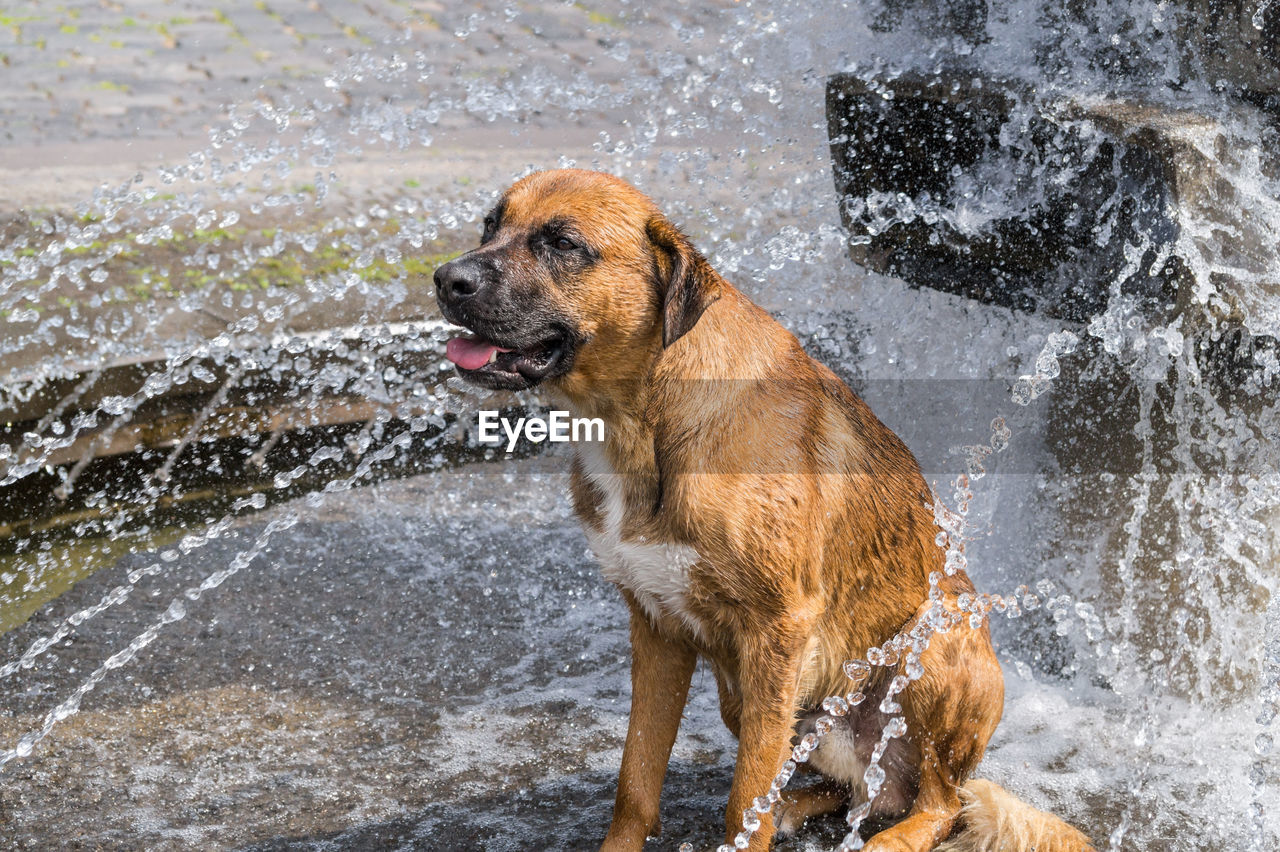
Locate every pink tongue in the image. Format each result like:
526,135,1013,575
446,336,511,370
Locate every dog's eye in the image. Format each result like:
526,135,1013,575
552,236,577,252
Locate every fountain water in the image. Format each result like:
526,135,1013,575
0,1,1276,849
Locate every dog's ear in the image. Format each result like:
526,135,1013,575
646,215,722,348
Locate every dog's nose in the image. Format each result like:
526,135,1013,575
434,258,484,300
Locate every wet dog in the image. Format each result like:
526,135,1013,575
434,169,1093,852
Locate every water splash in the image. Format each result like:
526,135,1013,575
0,1,1277,849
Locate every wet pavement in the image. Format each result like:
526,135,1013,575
0,462,769,850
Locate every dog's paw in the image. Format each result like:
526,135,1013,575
772,800,806,840
860,836,915,852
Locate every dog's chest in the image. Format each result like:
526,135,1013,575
576,445,703,636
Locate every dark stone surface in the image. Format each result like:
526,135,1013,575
825,72,1184,323
864,0,1280,103
825,72,1279,385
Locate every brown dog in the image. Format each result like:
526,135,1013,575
434,169,1093,852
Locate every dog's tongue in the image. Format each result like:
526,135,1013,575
446,336,510,370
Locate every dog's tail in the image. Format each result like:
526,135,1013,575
935,778,1096,852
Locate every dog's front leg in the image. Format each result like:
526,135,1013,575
600,608,697,852
723,630,808,851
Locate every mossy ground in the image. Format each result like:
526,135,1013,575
0,209,469,320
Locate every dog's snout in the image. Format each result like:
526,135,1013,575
434,257,485,300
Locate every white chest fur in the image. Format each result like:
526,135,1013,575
576,443,703,638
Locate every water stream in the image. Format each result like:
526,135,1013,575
0,1,1277,849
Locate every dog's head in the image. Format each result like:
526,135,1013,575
434,169,720,393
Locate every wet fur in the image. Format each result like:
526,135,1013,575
937,781,1094,852
437,170,1094,851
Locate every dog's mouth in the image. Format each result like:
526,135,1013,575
444,330,568,390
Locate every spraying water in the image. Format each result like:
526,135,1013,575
0,1,1276,849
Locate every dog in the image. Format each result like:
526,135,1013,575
434,169,1093,852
